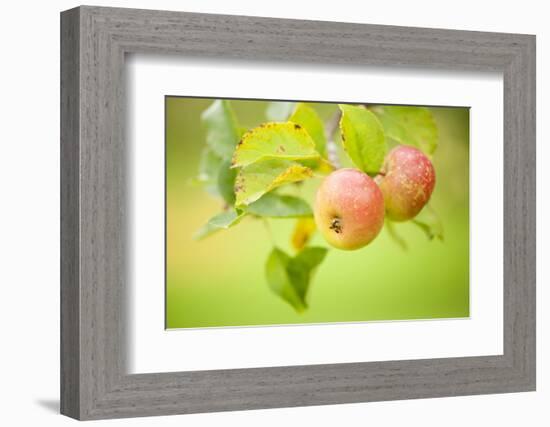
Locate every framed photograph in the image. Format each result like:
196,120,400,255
60,6,536,420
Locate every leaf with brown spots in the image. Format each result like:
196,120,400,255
234,159,313,206
232,122,320,168
289,103,327,157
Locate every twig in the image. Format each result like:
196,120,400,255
325,110,342,169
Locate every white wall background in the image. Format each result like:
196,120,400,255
0,0,546,425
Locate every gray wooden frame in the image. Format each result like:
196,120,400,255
60,5,536,421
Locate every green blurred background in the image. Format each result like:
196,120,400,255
166,97,470,329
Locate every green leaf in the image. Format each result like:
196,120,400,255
372,106,438,155
288,247,328,299
197,147,223,195
266,101,296,121
234,159,313,206
217,160,237,205
201,100,241,160
338,104,387,175
291,217,316,251
247,193,312,218
265,247,328,312
411,205,444,241
385,219,408,251
231,122,320,168
193,209,245,240
265,249,302,311
289,103,327,157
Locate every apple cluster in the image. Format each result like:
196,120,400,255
314,145,436,250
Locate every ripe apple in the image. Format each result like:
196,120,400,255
377,145,436,221
314,168,385,250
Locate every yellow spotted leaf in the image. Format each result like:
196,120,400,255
289,103,327,157
232,122,320,168
234,159,313,206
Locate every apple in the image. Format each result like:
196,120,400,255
314,168,385,250
377,145,436,221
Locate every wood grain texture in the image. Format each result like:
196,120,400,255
60,5,536,420
60,7,80,419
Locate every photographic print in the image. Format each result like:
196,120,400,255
166,97,469,329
